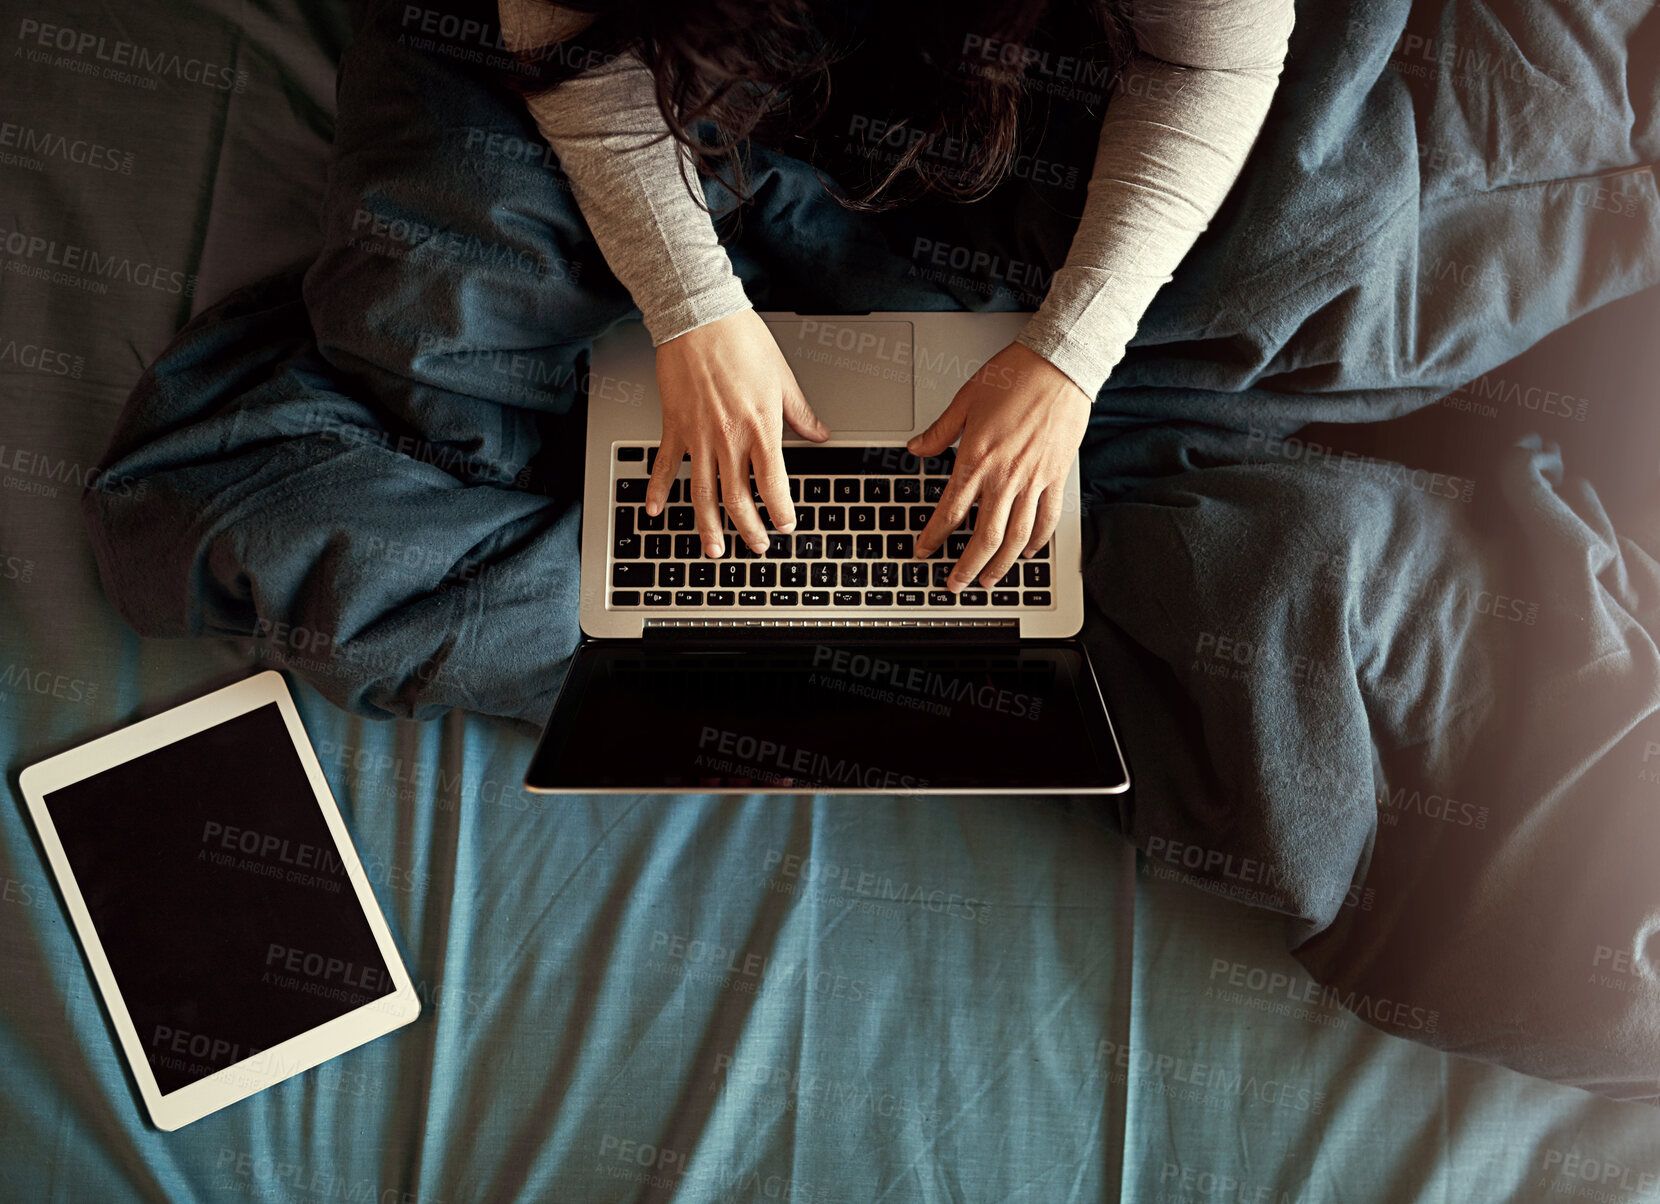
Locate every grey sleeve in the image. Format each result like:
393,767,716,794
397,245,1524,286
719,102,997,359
1014,0,1296,399
498,0,751,345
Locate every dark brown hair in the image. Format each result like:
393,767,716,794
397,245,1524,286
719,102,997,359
503,0,1133,211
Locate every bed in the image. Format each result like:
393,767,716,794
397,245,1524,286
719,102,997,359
4,0,1660,1199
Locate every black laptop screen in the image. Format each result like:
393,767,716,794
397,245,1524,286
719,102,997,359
526,640,1128,792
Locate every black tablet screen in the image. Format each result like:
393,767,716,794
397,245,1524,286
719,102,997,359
44,702,395,1095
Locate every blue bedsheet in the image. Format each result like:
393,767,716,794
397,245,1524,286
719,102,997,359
4,0,1660,1196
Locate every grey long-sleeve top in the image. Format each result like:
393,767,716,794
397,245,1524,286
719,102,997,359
499,0,1294,399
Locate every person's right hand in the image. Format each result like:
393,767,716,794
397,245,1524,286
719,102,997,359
646,309,829,557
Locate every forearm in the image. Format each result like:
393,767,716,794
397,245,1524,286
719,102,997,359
1018,14,1292,398
501,0,750,343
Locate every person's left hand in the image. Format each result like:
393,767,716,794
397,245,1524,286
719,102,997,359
908,341,1092,591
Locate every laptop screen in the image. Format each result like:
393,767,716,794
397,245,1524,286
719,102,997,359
525,640,1128,793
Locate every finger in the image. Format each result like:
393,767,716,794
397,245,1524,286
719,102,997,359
645,433,683,516
687,443,724,558
1024,486,1064,558
949,483,1015,591
717,444,769,552
906,389,967,458
913,462,980,559
977,489,1039,589
781,379,830,443
751,436,796,533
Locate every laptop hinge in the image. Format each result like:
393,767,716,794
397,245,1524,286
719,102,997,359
641,617,1020,643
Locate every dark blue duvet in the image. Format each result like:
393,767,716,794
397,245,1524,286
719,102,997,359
81,0,1660,1100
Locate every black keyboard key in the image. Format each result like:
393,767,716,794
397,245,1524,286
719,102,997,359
833,479,860,502
668,505,694,530
781,562,806,587
666,479,681,503
614,506,635,537
931,562,954,587
902,563,928,587
1023,590,1052,606
818,506,846,530
720,563,745,587
690,562,716,587
927,590,957,606
789,479,800,501
897,590,924,606
645,534,671,558
909,506,933,530
643,590,671,605
957,506,978,533
1023,562,1051,587
766,534,792,559
833,591,862,606
826,534,853,558
865,590,893,606
736,539,762,559
946,533,971,557
637,506,665,531
856,534,882,559
992,590,1020,606
707,590,735,605
794,508,816,532
770,590,799,605
839,563,868,587
804,478,830,502
1032,541,1050,559
796,534,823,558
750,563,777,587
850,506,875,531
613,534,642,559
617,446,645,461
674,534,700,559
659,563,685,587
873,562,898,587
616,478,647,502
960,590,987,606
887,534,914,559
878,506,906,530
811,563,836,587
863,479,890,502
803,590,830,605
675,590,703,606
739,590,768,606
611,590,640,606
996,567,1018,587
924,477,948,501
894,478,921,502
613,563,653,587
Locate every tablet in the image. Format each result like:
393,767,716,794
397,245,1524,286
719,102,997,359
17,670,421,1130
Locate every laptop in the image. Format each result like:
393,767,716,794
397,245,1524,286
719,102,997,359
523,312,1130,795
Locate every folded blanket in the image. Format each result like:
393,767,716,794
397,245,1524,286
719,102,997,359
82,0,1660,1100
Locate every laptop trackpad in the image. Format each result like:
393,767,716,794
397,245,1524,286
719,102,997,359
766,319,914,432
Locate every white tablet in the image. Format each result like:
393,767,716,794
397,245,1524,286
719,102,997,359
17,670,421,1130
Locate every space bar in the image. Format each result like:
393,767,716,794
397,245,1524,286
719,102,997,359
780,446,955,475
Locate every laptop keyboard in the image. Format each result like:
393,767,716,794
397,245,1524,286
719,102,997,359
607,445,1054,610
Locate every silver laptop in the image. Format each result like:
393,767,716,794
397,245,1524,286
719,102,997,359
523,312,1129,795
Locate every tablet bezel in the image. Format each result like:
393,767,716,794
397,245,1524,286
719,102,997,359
16,670,422,1131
